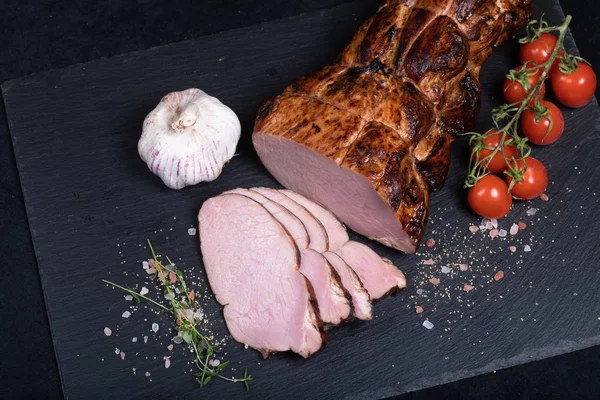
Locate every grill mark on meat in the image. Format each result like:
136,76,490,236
253,0,533,251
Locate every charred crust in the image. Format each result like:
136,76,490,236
257,98,275,120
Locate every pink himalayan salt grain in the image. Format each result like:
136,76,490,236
120,352,125,361
509,246,517,253
489,229,499,239
459,264,469,272
429,277,440,286
463,284,474,293
167,344,174,351
469,225,479,233
416,306,424,314
422,259,435,265
540,193,549,201
494,271,505,281
518,221,527,231
145,371,151,377
104,327,112,336
426,238,436,247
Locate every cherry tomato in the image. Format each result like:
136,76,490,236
472,129,518,173
468,175,513,219
521,100,564,145
506,157,548,200
551,62,597,108
520,33,564,72
503,64,546,106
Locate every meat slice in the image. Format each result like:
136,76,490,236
250,187,329,252
281,189,349,251
281,188,406,300
338,241,406,300
226,188,352,326
253,0,533,253
226,188,310,248
198,193,323,358
323,252,373,320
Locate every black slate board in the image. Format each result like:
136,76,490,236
3,0,600,399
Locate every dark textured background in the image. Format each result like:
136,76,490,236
0,1,599,399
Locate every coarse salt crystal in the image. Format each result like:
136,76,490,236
152,323,159,333
213,360,220,367
540,193,549,201
423,319,434,330
194,311,204,321
429,277,440,286
510,224,519,235
164,356,171,369
122,311,131,319
491,219,498,229
415,306,424,314
140,287,149,296
187,228,197,236
518,221,527,230
416,289,424,295
146,268,156,275
498,229,508,238
132,337,138,343
115,347,120,355
494,271,505,281
485,221,494,230
164,293,174,300
145,371,151,377
426,238,436,247
124,295,133,301
120,352,126,361
524,245,532,252
509,246,517,253
526,208,538,216
142,261,149,270
144,336,148,343
441,266,451,274
167,344,174,351
489,229,499,239
104,327,112,336
459,264,469,272
463,284,474,293
422,258,435,265
469,225,479,233
173,336,183,344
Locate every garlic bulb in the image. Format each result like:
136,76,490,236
138,88,241,189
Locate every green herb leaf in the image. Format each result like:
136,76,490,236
103,240,252,390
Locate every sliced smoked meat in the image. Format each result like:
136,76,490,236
225,188,352,326
281,189,406,301
323,251,373,320
251,187,329,252
198,193,323,358
338,241,407,300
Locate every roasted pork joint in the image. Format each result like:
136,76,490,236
253,0,533,253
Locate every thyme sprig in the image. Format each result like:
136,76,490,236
103,239,252,390
464,15,572,191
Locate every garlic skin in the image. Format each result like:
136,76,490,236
138,88,241,190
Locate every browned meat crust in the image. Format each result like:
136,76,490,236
254,0,533,247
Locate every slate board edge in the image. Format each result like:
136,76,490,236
3,0,599,398
0,99,70,399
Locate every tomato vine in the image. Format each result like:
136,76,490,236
464,15,572,193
